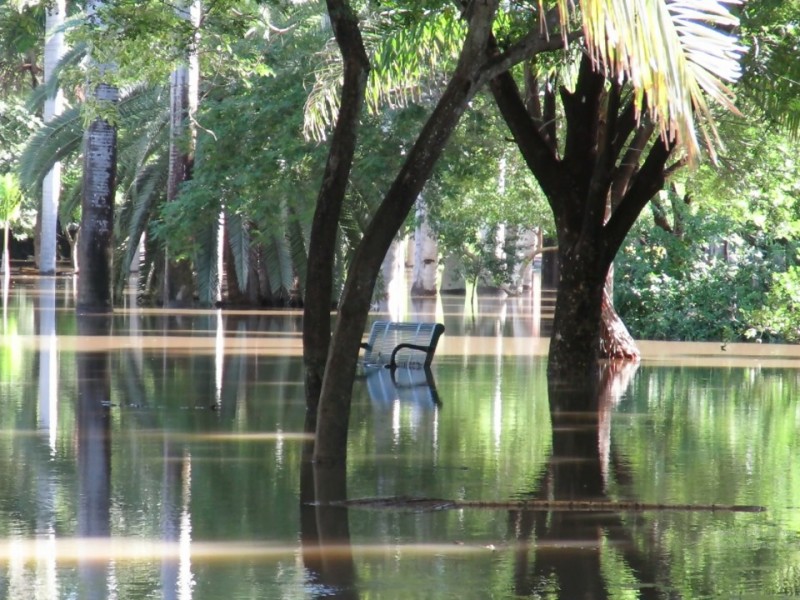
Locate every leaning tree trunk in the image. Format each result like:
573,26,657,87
302,0,370,428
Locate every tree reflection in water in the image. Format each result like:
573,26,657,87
300,438,359,600
508,361,669,599
75,314,112,600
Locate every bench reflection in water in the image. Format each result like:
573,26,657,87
364,366,441,408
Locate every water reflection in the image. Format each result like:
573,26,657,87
509,362,655,598
76,314,112,599
0,278,799,598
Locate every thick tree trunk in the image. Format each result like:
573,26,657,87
489,53,673,395
78,92,117,314
547,242,608,385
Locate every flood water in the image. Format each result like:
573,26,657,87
1,275,800,599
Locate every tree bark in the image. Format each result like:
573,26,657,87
78,87,117,314
40,0,66,275
303,0,370,427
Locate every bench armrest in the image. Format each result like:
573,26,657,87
389,343,432,369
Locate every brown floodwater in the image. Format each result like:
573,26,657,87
0,275,799,599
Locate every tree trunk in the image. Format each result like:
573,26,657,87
78,90,117,314
547,241,608,385
163,0,200,308
78,1,117,314
489,53,673,393
313,0,506,466
40,0,66,275
410,196,438,296
302,0,370,427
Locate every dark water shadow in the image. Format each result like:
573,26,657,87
508,362,667,599
76,314,113,600
300,440,359,599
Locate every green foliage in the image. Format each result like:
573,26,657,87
427,95,552,287
0,173,22,225
615,124,800,342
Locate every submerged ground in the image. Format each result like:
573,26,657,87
0,275,799,599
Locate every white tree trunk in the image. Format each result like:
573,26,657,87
379,236,405,319
439,254,466,294
40,0,66,275
410,196,438,296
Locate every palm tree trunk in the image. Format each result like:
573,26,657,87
40,0,66,275
163,0,201,307
78,88,117,313
78,1,117,313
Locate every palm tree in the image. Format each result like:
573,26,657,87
77,0,118,313
39,0,66,275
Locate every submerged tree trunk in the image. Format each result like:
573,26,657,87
302,0,370,429
548,239,608,384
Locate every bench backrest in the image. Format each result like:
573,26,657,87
362,321,445,369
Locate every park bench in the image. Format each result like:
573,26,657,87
360,320,445,370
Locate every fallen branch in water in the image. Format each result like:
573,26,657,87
316,496,766,513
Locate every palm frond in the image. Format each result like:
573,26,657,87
194,216,220,307
27,42,88,113
284,202,308,298
224,209,250,294
17,105,83,192
303,7,465,141
574,0,744,161
262,229,294,298
114,157,168,298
